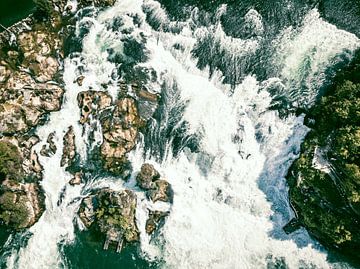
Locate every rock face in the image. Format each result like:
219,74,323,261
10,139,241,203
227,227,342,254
137,164,173,203
78,188,139,250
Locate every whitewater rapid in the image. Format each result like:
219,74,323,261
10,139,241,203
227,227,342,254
3,0,360,268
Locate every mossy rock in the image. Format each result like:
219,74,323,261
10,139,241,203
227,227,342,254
286,77,360,262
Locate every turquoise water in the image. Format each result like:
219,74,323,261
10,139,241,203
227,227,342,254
0,0,35,28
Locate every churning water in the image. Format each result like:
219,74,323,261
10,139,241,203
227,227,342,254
1,0,360,268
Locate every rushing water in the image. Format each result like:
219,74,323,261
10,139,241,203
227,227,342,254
1,0,360,268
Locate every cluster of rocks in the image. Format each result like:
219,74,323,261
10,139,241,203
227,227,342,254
136,163,173,203
77,89,145,177
78,164,172,251
0,0,172,257
0,0,120,230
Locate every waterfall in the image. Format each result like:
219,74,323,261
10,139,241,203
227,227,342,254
3,0,359,268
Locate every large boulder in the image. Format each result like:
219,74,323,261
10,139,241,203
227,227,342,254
0,180,45,229
0,140,44,230
78,188,139,250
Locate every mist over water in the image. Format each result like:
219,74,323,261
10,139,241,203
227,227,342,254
1,0,359,268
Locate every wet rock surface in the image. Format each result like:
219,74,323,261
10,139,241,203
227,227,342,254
145,210,169,235
0,139,45,229
78,164,172,251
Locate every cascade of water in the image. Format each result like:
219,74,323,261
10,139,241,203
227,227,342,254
3,0,359,268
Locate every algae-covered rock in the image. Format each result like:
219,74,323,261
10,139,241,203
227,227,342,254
0,141,23,182
136,163,160,190
0,180,45,229
78,188,139,246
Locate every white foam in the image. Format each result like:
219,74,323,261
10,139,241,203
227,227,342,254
4,1,359,268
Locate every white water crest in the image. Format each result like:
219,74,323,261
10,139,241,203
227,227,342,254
3,0,360,268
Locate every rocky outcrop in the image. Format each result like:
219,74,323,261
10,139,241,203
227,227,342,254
78,164,172,251
145,210,169,235
78,188,139,251
61,126,76,168
78,90,144,177
40,132,57,157
100,98,143,176
136,163,160,189
0,140,45,229
137,164,173,203
0,180,45,229
286,73,360,261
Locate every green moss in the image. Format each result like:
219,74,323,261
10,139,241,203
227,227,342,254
0,141,23,181
287,76,360,260
0,192,29,229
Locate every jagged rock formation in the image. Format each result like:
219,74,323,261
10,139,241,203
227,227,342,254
77,90,144,177
137,164,173,203
100,97,144,176
61,126,76,168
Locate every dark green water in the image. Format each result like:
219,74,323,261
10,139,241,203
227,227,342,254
62,230,158,269
0,0,35,28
